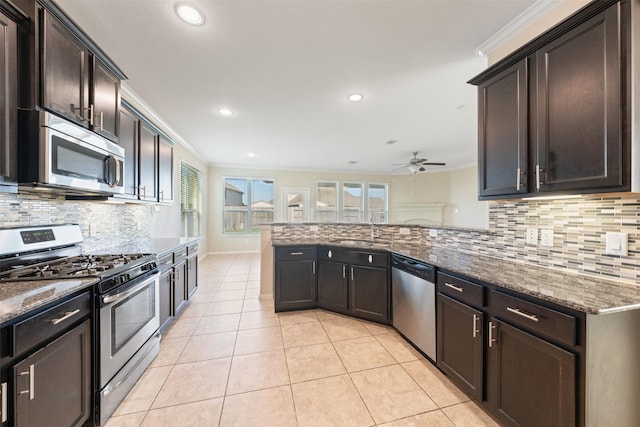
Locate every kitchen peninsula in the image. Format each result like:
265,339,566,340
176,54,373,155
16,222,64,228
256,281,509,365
264,221,640,426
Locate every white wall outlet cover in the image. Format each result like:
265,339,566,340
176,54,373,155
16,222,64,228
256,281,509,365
540,229,554,247
89,223,97,237
605,232,628,256
273,226,284,232
429,229,438,238
525,228,538,245
399,227,411,235
309,225,319,232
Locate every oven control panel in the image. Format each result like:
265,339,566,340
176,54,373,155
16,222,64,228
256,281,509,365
20,229,55,244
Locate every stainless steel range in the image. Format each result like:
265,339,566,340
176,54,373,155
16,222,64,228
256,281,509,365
0,224,161,425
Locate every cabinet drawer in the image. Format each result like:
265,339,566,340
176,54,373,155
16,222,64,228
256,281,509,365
187,243,198,255
318,246,350,262
275,246,317,261
158,252,174,273
174,246,188,263
437,273,484,308
491,291,576,347
13,291,91,356
350,251,388,268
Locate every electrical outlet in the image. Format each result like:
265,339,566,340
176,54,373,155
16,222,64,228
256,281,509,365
399,227,410,235
89,223,97,237
310,225,319,232
540,229,554,247
274,226,283,232
429,229,438,238
605,232,628,256
525,228,538,245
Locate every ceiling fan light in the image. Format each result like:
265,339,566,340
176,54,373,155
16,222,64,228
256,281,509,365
407,165,419,174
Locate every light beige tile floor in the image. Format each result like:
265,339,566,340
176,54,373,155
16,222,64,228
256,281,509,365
104,254,501,427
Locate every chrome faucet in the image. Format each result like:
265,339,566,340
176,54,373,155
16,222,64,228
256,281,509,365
370,215,375,240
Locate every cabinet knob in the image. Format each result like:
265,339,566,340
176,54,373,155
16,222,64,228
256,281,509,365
328,250,332,258
368,255,373,263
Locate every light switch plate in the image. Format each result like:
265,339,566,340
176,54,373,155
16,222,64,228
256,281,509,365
399,228,411,235
89,223,97,237
273,226,283,232
429,229,438,238
605,232,628,256
309,225,319,232
525,228,538,245
540,229,554,247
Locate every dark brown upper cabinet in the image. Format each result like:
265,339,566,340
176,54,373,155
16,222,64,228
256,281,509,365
534,5,624,193
470,0,628,200
158,136,174,203
0,9,17,193
138,121,158,202
117,105,139,199
40,9,121,142
477,60,528,199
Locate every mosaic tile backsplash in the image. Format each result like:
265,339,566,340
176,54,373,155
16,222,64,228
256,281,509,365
0,192,153,253
271,194,640,284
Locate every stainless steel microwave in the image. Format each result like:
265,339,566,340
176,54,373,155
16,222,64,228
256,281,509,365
19,110,125,195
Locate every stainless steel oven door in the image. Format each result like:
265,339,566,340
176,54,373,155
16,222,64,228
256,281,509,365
99,272,160,388
43,116,125,194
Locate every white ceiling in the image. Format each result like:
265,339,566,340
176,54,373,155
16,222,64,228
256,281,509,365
56,0,539,174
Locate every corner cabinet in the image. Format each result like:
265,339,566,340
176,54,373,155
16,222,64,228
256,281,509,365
274,246,317,311
0,9,17,193
471,0,628,199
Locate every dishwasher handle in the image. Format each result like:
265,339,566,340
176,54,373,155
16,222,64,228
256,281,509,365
391,255,435,282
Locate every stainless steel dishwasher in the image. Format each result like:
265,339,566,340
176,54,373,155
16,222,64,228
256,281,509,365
391,253,436,361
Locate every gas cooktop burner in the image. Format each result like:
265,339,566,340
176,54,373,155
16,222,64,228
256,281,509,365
1,254,154,281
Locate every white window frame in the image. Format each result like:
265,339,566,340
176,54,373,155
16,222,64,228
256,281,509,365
366,182,389,224
282,187,309,223
342,181,364,223
223,177,275,235
180,161,202,238
316,181,338,222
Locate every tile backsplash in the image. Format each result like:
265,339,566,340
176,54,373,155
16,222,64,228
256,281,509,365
0,192,152,253
271,194,640,283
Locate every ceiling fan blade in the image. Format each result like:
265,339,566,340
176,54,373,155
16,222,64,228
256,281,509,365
391,165,408,172
420,162,446,166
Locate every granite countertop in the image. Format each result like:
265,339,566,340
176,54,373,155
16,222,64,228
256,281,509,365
273,239,640,315
0,277,97,326
97,237,201,257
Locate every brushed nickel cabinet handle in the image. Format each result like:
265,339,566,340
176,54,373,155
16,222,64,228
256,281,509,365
472,314,479,338
290,252,304,256
29,365,34,400
488,321,496,348
342,265,346,279
444,283,463,292
1,382,6,422
507,307,539,322
89,104,94,126
516,167,521,191
51,308,81,325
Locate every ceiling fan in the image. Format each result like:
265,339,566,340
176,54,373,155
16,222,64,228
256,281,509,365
392,152,446,173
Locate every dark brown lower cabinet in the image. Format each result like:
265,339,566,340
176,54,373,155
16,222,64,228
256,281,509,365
317,260,348,314
186,253,198,298
159,269,172,328
173,260,187,314
13,320,91,427
488,319,576,427
349,264,388,322
275,260,317,311
437,293,484,401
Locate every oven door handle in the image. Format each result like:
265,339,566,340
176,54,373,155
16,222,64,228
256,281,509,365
102,274,158,305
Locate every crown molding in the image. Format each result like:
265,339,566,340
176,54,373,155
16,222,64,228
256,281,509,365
476,0,562,56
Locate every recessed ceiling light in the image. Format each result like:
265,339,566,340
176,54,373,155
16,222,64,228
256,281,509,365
248,152,256,157
347,93,364,102
175,2,205,26
218,108,233,116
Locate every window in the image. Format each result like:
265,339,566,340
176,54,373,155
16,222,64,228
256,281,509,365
316,181,338,222
343,182,363,223
368,183,388,223
180,162,202,238
223,177,275,233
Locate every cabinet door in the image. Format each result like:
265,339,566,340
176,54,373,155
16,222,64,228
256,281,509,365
159,270,172,329
317,260,348,314
535,4,624,193
275,260,317,311
0,11,17,192
158,136,173,203
186,254,198,298
349,264,388,323
477,59,528,199
13,320,91,427
488,319,576,427
117,106,139,199
91,57,120,141
138,122,158,201
436,294,483,401
41,10,89,126
173,261,187,314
